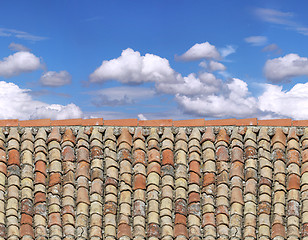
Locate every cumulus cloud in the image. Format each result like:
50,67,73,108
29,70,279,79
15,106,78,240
259,83,308,119
0,51,41,77
9,42,30,52
199,61,226,71
245,36,268,46
91,86,155,106
208,61,226,71
39,70,72,87
89,47,260,118
89,48,177,84
30,104,82,120
176,78,258,118
177,42,221,61
264,53,308,82
0,81,82,120
156,72,222,96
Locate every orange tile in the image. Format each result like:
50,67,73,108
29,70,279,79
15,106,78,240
293,120,308,126
82,118,103,126
139,119,172,127
258,118,292,126
0,119,18,126
51,118,83,126
19,119,51,127
236,118,257,126
104,118,138,126
117,223,132,238
173,118,205,127
204,118,236,126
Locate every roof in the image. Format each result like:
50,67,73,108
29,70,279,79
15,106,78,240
3,117,308,127
0,118,306,239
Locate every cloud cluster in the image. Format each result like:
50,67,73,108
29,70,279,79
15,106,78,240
258,83,308,119
176,78,258,118
89,46,259,118
40,70,72,87
0,81,82,120
89,48,177,84
89,44,308,120
91,86,155,106
0,51,41,78
264,53,308,82
177,42,221,61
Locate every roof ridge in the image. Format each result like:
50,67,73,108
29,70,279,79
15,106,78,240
0,117,306,127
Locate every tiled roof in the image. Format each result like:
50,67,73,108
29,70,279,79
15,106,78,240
0,119,307,239
4,117,308,127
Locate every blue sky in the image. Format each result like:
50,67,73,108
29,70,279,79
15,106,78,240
1,1,308,120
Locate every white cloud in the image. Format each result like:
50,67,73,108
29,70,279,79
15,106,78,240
89,48,177,84
89,47,260,118
264,53,308,82
0,28,47,41
91,86,155,106
156,72,222,96
9,42,30,52
88,47,308,120
31,104,82,120
255,8,308,36
208,61,226,71
258,83,308,119
138,114,147,120
0,51,41,77
219,45,236,58
177,42,221,61
255,8,293,25
39,70,72,87
0,81,82,120
245,36,268,46
176,78,258,118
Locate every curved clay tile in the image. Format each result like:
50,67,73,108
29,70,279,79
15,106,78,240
161,127,174,142
47,127,61,143
271,128,287,146
62,128,76,144
133,127,145,141
0,120,307,239
287,127,299,141
216,128,229,145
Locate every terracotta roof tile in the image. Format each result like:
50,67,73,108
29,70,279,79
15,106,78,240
104,118,138,126
0,119,18,126
258,118,292,126
0,120,307,236
139,119,172,126
236,118,258,126
205,118,236,126
19,118,51,127
81,118,103,126
173,118,204,127
51,118,83,126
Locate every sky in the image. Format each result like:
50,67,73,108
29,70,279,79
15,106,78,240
1,1,308,120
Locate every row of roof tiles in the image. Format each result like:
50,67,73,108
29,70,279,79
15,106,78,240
2,117,308,127
0,126,307,239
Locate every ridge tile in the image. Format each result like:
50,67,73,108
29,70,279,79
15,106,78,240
104,118,138,126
